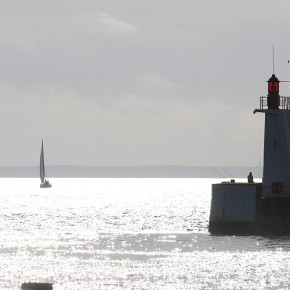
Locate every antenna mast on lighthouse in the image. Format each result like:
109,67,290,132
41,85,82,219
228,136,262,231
272,46,275,74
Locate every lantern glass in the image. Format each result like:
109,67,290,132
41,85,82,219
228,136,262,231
268,82,279,93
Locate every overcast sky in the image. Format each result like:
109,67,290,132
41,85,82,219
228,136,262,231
1,0,290,166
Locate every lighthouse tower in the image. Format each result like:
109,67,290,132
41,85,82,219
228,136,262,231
254,74,290,197
209,70,290,234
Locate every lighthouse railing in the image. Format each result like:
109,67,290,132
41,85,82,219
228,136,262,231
280,96,290,110
259,96,290,110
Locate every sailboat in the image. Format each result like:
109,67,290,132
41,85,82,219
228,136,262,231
40,139,52,188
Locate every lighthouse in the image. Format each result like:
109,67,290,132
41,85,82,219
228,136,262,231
254,74,290,197
209,70,290,234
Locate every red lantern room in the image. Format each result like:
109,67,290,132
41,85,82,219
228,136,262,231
267,74,280,109
268,74,279,94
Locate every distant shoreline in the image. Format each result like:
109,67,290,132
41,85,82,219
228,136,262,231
0,165,262,178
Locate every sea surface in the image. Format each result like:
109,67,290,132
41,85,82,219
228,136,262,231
1,178,290,289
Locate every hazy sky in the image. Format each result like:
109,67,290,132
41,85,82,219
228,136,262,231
1,0,290,166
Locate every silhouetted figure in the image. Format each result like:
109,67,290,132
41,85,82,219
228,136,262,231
21,283,53,290
247,172,254,183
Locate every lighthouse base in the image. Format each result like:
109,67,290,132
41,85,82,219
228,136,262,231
209,221,257,235
255,197,290,234
209,182,290,235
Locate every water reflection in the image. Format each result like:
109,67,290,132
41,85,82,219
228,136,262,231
0,178,290,289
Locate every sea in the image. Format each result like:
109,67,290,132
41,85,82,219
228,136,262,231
1,177,290,290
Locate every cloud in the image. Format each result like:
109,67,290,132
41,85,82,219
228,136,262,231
80,11,137,34
132,72,184,90
0,78,263,166
0,24,38,51
0,1,287,166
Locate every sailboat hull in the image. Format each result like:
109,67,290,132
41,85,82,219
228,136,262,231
40,181,52,188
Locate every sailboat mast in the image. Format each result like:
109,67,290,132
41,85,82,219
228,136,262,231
40,139,45,183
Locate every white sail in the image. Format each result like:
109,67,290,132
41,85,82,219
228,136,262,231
40,140,45,183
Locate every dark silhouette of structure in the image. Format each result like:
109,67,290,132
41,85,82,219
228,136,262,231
21,283,53,290
209,69,290,235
